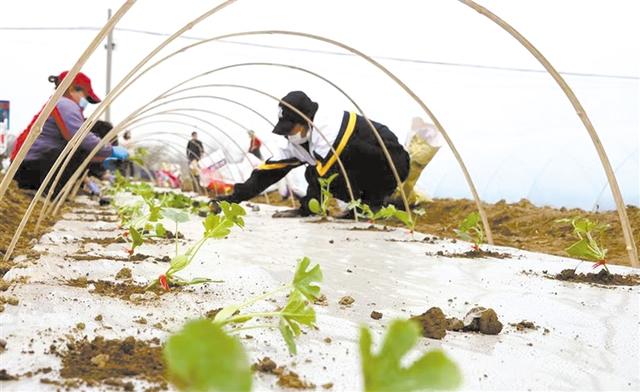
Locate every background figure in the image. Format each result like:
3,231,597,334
248,130,263,160
11,71,127,197
186,131,204,193
119,130,134,177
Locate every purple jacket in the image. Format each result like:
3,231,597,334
25,97,112,162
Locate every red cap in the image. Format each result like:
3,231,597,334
58,71,101,104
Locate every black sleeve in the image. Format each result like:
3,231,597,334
226,159,303,203
298,165,322,216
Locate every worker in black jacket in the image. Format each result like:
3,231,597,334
214,90,410,217
186,131,204,162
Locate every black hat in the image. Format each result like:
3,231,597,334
272,91,319,135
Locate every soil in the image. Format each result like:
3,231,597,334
66,253,150,262
551,268,640,286
0,179,59,270
434,249,512,259
370,311,383,320
338,296,355,306
412,306,504,339
411,307,447,339
510,320,538,331
59,335,166,390
463,307,503,335
66,278,168,301
347,225,394,232
252,356,315,389
255,193,640,266
405,198,640,267
115,268,133,280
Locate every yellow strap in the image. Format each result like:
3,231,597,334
316,111,357,176
258,162,294,170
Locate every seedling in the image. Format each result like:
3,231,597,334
164,258,323,392
164,319,252,392
454,212,485,251
128,147,149,167
213,257,323,354
557,216,610,273
146,202,246,291
347,199,415,231
308,173,339,218
360,319,462,391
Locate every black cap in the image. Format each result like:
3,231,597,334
272,91,319,135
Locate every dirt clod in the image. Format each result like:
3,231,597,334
553,269,640,286
446,317,464,331
0,369,18,380
115,268,132,280
463,307,503,335
511,320,537,331
275,368,315,389
411,307,447,339
253,357,277,373
370,311,383,320
338,296,355,306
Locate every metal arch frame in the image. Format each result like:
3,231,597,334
125,31,498,242
0,0,136,200
0,0,240,261
49,109,259,216
53,83,359,229
459,0,637,265
42,111,244,219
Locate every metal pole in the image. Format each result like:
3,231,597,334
105,8,114,122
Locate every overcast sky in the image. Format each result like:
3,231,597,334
1,0,638,209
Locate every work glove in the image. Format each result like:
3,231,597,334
87,181,100,195
102,158,117,170
110,146,129,160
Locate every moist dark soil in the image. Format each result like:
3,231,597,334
84,237,127,245
386,235,439,244
551,268,640,286
433,249,512,259
66,278,169,301
66,253,150,262
348,225,394,232
0,179,59,269
252,356,315,389
412,306,503,339
59,336,166,390
411,307,447,339
255,193,640,266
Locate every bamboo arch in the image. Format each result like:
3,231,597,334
48,109,260,217
459,0,637,265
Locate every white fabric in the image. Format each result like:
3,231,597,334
409,117,445,148
273,108,346,165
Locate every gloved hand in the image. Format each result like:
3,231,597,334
87,181,100,195
110,145,129,160
102,158,117,170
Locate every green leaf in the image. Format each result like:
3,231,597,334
168,254,190,275
308,198,321,214
219,201,246,228
130,227,143,249
203,213,234,238
279,318,297,355
360,319,462,392
458,212,480,233
565,238,606,261
453,229,473,243
164,319,252,392
292,257,323,301
155,223,167,238
213,305,241,324
148,204,163,222
164,208,190,224
279,290,316,355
